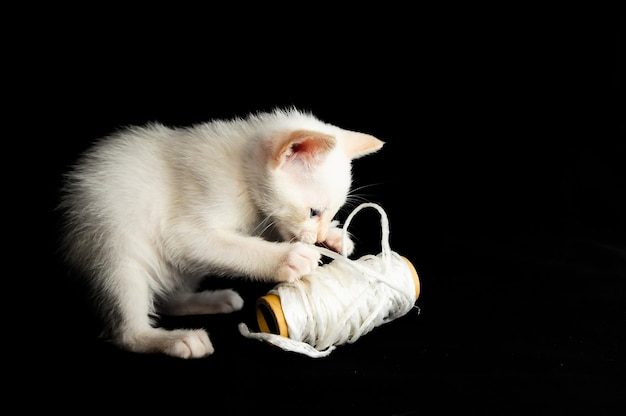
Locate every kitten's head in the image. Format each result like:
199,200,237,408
248,109,384,244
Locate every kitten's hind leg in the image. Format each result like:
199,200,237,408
97,256,217,359
159,289,244,316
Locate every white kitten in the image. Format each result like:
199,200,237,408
58,107,384,358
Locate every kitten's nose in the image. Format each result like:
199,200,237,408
316,227,328,243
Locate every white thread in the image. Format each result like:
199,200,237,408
238,203,419,358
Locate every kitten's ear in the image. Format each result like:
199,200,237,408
341,131,385,160
272,130,337,169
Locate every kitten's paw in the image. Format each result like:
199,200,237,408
164,329,214,359
276,242,321,282
159,289,244,316
124,328,214,359
207,289,244,313
324,226,354,256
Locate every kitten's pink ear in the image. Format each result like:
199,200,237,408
272,130,337,169
342,131,385,159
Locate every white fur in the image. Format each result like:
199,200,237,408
59,107,383,358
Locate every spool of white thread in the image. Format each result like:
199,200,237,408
255,255,420,337
239,203,421,358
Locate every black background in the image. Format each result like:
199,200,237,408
25,8,625,415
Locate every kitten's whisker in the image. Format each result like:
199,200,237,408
252,212,278,236
344,182,385,211
259,222,277,237
349,182,385,196
346,195,371,208
340,192,378,219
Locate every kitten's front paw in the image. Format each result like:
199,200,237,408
276,242,321,282
323,226,354,256
125,328,215,359
165,329,214,359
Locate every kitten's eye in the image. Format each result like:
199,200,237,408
309,208,321,218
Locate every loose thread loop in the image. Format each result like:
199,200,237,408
239,202,420,358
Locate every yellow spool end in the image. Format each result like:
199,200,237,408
401,256,421,300
256,293,289,337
